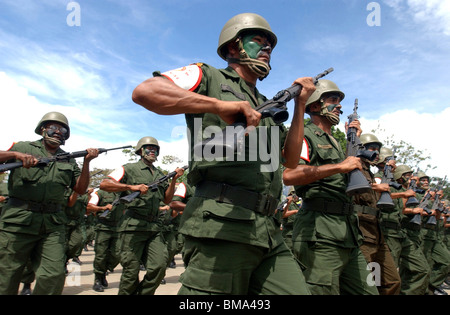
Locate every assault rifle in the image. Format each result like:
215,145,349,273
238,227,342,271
345,99,378,195
377,147,400,209
194,68,334,155
405,169,421,208
119,165,188,204
0,145,132,172
425,176,447,225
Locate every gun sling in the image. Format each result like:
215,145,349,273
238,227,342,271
7,197,62,213
194,181,278,216
301,199,354,215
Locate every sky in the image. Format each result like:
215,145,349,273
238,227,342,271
1,0,449,179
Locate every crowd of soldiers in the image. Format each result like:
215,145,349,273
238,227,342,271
0,12,449,295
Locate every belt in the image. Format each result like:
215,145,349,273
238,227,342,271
98,218,119,227
423,223,436,230
380,220,401,231
401,221,422,231
126,209,157,223
301,199,354,215
195,181,278,216
354,204,381,218
8,197,62,214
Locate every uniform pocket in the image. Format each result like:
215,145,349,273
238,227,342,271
0,207,33,226
179,266,233,294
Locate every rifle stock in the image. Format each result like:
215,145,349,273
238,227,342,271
377,148,397,209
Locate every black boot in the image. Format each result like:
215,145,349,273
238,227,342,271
20,283,32,295
93,275,104,292
101,273,108,288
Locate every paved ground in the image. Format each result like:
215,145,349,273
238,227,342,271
20,245,183,295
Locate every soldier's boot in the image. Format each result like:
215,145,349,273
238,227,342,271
101,273,108,288
93,275,104,292
20,283,32,295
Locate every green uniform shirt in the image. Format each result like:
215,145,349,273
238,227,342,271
0,140,80,235
380,186,406,239
155,63,287,249
112,160,168,232
93,189,123,231
292,122,362,248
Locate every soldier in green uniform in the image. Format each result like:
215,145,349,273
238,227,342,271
132,13,315,294
281,188,300,252
354,134,401,295
86,188,123,292
283,80,379,295
100,136,184,295
385,165,430,294
0,112,99,295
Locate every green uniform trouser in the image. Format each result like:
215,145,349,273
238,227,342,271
118,230,168,295
385,235,430,295
294,241,379,295
178,236,310,295
0,230,66,295
65,224,84,260
422,238,450,291
93,229,120,276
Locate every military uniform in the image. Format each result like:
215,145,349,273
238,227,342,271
109,160,169,295
0,140,80,294
281,199,300,251
353,161,400,295
154,63,309,295
90,189,123,289
292,122,379,295
64,191,90,261
381,186,430,294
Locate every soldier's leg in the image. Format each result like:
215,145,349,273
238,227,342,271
118,231,146,295
178,236,266,295
106,231,121,273
399,238,430,295
384,236,402,268
32,229,66,295
429,241,450,291
93,230,110,276
249,241,310,295
0,231,35,294
138,231,168,295
340,247,379,295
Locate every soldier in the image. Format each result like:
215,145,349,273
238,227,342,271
385,165,430,295
86,188,123,292
100,136,184,295
374,147,394,184
0,112,99,294
132,13,314,294
283,80,379,295
280,188,300,252
353,134,401,295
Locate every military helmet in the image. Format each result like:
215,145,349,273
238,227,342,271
34,111,70,139
378,147,393,164
360,133,382,148
417,171,429,181
217,13,277,60
135,136,160,154
394,165,413,181
305,79,345,112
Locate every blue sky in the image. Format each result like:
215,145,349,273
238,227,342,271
1,0,449,178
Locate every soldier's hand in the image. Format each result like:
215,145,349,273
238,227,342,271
293,77,316,108
84,148,99,162
133,184,149,195
404,189,416,198
16,152,38,168
339,156,363,173
345,119,362,137
173,167,185,180
215,100,261,128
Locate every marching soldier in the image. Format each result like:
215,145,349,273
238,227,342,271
0,112,99,294
283,80,379,295
132,13,314,294
100,136,184,295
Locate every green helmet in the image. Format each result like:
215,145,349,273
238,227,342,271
34,111,70,139
305,79,345,113
417,171,429,181
217,13,277,61
378,147,393,164
360,133,382,148
393,165,413,181
135,136,160,155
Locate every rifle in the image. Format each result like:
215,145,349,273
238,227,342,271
0,145,132,172
194,68,334,155
405,169,421,208
119,165,188,204
377,147,400,209
425,176,447,225
345,99,377,195
98,196,121,218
